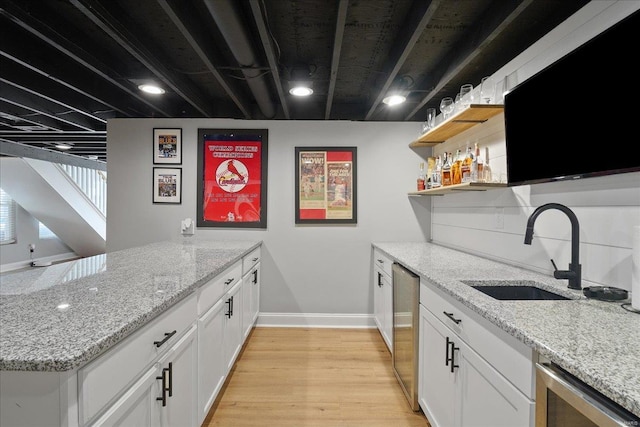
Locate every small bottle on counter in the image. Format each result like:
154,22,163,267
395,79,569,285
461,147,473,183
452,149,462,185
417,162,426,191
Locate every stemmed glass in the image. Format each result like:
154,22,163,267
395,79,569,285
440,97,454,119
480,77,496,104
459,84,473,108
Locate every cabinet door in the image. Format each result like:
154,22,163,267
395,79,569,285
457,338,533,427
197,298,225,424
223,280,243,372
158,324,198,427
250,263,260,324
373,267,385,338
242,270,253,340
91,365,161,427
381,271,393,351
419,305,456,427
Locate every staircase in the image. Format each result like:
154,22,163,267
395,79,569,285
0,157,106,257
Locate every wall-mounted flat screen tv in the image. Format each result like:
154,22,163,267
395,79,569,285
504,8,640,186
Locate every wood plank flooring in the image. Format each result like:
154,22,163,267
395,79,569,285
203,327,431,427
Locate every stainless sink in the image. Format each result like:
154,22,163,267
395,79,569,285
461,280,571,301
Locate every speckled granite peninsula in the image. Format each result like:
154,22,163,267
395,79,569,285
373,241,640,419
0,238,260,372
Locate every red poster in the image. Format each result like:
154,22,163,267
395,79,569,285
198,130,266,231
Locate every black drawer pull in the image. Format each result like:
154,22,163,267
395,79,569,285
443,311,462,324
156,367,169,406
154,330,177,348
377,259,384,264
224,277,234,285
252,257,259,262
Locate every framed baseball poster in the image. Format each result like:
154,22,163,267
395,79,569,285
153,167,181,204
153,128,182,164
295,146,357,224
197,129,268,228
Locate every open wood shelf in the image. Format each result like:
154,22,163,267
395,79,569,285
408,182,507,196
409,104,504,147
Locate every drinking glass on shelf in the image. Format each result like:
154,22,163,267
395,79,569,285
440,97,454,119
424,108,437,131
459,84,473,108
480,76,496,104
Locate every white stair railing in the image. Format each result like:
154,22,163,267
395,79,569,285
58,164,107,216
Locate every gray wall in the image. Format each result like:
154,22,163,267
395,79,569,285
107,119,430,323
0,204,74,271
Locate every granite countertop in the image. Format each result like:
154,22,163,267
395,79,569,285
0,238,260,372
373,241,640,419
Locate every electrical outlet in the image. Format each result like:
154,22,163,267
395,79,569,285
494,207,504,229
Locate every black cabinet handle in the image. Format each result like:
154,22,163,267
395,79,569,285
154,330,177,348
443,311,462,324
167,362,173,397
445,337,459,372
230,295,234,317
226,297,232,318
252,269,258,284
377,259,384,264
224,277,234,285
252,257,259,262
156,367,169,406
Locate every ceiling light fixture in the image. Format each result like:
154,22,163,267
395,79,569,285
138,84,166,94
289,86,313,97
382,75,414,106
288,64,314,97
382,94,406,106
55,143,72,150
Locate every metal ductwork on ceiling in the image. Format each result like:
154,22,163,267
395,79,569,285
203,0,276,119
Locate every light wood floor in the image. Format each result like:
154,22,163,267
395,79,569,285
203,327,431,427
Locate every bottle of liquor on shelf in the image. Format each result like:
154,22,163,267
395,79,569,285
441,152,452,186
452,149,462,185
426,157,435,189
461,147,473,183
432,155,442,188
482,146,492,183
417,162,426,191
471,143,484,182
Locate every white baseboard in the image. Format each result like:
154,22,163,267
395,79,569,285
255,312,376,328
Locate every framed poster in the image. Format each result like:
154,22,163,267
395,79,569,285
153,167,181,204
295,146,357,224
153,128,182,164
197,129,268,228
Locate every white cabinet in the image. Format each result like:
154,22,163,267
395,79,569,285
373,248,393,351
419,281,535,427
91,324,197,427
197,298,226,423
223,280,243,373
242,246,261,340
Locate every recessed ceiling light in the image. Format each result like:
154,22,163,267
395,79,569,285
382,94,406,106
55,143,72,150
138,84,165,94
289,86,313,97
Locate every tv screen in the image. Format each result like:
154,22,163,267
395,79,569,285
504,9,640,186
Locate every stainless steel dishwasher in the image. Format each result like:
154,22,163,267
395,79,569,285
392,262,420,411
536,362,640,426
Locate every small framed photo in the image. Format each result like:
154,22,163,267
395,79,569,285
153,128,182,164
153,167,182,204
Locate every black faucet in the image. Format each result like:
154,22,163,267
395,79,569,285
524,203,582,290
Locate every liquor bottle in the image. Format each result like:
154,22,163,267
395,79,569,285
417,162,426,191
441,152,452,186
471,143,484,182
452,149,462,185
482,146,492,182
432,155,442,188
461,147,473,183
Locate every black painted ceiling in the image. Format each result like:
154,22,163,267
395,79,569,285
0,0,589,162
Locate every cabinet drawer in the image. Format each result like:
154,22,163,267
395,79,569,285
198,260,242,315
242,246,261,274
420,281,534,398
373,248,393,278
78,293,197,425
